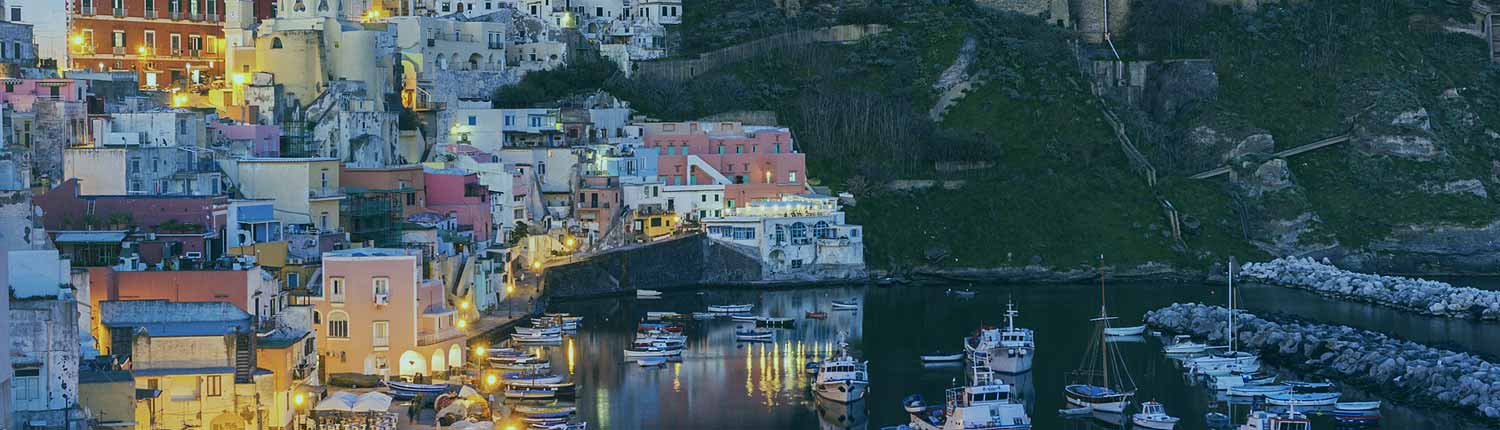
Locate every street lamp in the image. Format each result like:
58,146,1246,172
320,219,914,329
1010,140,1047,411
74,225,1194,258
473,344,487,358
460,300,471,310
456,319,467,329
564,236,576,249
530,261,541,270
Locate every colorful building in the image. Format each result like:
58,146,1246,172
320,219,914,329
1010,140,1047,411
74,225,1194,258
231,157,344,231
703,194,865,280
424,166,493,243
68,0,228,88
642,121,807,209
34,179,228,265
314,248,467,377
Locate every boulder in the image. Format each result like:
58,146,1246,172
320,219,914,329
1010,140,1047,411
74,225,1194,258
1143,60,1219,123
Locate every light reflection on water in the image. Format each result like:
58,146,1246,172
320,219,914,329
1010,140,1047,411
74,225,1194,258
516,283,1499,430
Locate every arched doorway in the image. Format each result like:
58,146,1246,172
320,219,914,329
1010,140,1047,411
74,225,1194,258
398,350,426,377
467,53,482,70
448,344,463,369
431,350,447,375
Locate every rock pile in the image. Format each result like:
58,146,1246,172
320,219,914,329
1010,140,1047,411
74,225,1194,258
1147,303,1500,420
1241,257,1500,320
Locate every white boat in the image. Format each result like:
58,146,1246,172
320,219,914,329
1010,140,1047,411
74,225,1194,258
812,342,869,403
730,315,758,322
516,326,563,336
1212,370,1275,390
1163,335,1207,354
493,361,552,372
504,388,557,399
1102,325,1145,336
487,352,542,364
907,365,1031,430
708,304,753,313
1131,401,1180,430
691,312,716,320
1265,392,1341,406
1284,380,1336,392
902,394,927,413
503,372,565,384
1192,258,1261,375
513,404,576,415
963,302,1034,374
637,356,667,367
1226,384,1291,397
1057,407,1092,417
1063,263,1136,415
735,328,775,341
622,347,683,359
919,352,964,363
1334,401,1381,411
512,333,564,343
1238,407,1312,430
831,300,860,310
636,289,662,297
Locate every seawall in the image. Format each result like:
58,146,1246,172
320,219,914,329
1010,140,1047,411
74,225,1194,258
540,234,765,298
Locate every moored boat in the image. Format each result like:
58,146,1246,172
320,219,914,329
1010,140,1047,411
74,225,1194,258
637,356,667,367
503,372,565,384
902,394,927,413
1226,384,1291,397
735,327,775,341
384,381,449,396
1103,325,1146,336
636,289,662,298
492,361,552,372
516,326,563,336
812,342,869,403
504,387,558,399
963,302,1035,374
1264,392,1341,407
754,316,795,327
622,346,683,359
1334,401,1381,411
1192,258,1261,376
1238,407,1311,430
512,333,564,343
907,365,1030,430
1062,260,1137,415
919,352,964,363
708,304,754,313
1163,335,1207,354
831,300,860,310
1131,401,1180,430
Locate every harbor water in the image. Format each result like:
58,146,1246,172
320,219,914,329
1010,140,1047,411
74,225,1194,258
491,282,1500,430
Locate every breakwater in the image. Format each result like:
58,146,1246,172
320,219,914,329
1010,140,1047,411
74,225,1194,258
1147,303,1500,420
1241,257,1500,320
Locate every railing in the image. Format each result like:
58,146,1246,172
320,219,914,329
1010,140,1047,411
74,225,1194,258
188,49,200,58
207,13,219,21
190,13,202,20
309,188,345,199
82,6,96,15
170,49,181,57
113,7,126,17
171,11,182,20
417,328,463,345
144,9,157,18
111,47,126,55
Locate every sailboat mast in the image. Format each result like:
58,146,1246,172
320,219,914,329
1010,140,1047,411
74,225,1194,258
1099,255,1108,387
1228,256,1236,353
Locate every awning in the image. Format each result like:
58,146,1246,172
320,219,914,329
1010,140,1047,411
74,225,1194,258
53,232,127,243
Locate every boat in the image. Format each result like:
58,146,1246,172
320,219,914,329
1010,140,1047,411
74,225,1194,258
812,342,869,403
644,312,685,321
754,316,795,327
806,311,829,320
831,300,860,310
920,352,964,363
1213,370,1276,390
1238,407,1312,430
1334,401,1381,411
516,326,562,336
730,314,758,322
1058,407,1092,417
1226,384,1291,397
492,361,552,372
1131,401,1180,430
384,381,449,396
1103,325,1146,336
637,356,667,367
506,378,575,389
906,365,1031,430
946,289,977,298
503,372,566,384
1163,335,1207,354
1190,258,1260,376
1205,412,1231,428
487,353,542,364
528,423,587,430
1265,392,1341,407
512,333,564,343
708,304,753,313
902,394,927,413
504,388,558,399
735,327,775,341
514,404,577,415
691,312,717,320
622,346,683,359
1284,380,1337,393
963,302,1035,374
636,289,662,297
1063,259,1137,415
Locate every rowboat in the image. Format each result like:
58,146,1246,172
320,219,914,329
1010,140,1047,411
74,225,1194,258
1103,325,1146,336
1334,401,1381,411
830,300,859,310
1226,384,1291,397
384,381,449,396
902,394,927,413
492,361,552,371
512,333,564,343
730,315,758,322
503,372,565,384
918,352,964,363
1265,392,1341,406
516,326,562,336
514,404,576,415
507,379,575,389
708,304,753,313
735,328,775,341
1284,380,1336,392
637,356,667,367
622,347,682,358
636,289,662,298
487,353,543,364
805,311,828,319
504,388,558,399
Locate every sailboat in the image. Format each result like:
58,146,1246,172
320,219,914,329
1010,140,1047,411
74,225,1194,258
1063,257,1137,415
1189,257,1260,376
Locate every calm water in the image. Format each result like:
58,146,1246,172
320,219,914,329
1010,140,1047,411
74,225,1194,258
488,282,1500,430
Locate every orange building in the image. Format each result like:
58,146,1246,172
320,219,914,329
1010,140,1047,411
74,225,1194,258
314,248,468,378
68,0,226,88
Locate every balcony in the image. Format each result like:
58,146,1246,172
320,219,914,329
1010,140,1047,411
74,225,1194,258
417,327,463,346
190,13,202,20
208,13,219,21
113,7,126,17
82,6,96,15
144,10,157,18
170,49,181,57
309,187,346,200
111,46,125,55
170,11,182,20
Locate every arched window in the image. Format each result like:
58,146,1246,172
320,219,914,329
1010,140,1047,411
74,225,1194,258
789,222,806,240
774,224,786,243
813,221,830,239
327,310,349,338
271,38,284,49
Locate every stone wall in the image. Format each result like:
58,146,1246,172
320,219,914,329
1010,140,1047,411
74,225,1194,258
977,0,1070,26
634,24,889,81
540,233,764,298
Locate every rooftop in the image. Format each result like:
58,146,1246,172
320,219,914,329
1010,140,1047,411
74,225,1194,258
324,248,417,258
99,300,252,337
239,157,339,163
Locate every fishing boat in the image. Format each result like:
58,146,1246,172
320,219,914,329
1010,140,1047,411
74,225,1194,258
1163,335,1207,354
516,326,563,336
812,342,869,403
903,394,927,413
1190,258,1260,376
920,352,964,363
504,387,558,399
1103,325,1146,336
1265,392,1341,407
384,381,449,396
831,300,860,310
708,304,753,313
946,289,978,298
1226,384,1291,397
805,361,821,374
1334,401,1381,411
1131,401,1180,430
691,312,717,320
1238,407,1312,430
1063,259,1137,415
806,311,829,319
512,333,564,343
735,327,775,341
622,346,683,359
503,372,566,384
636,289,662,298
492,361,552,372
637,356,667,367
906,365,1031,430
963,302,1035,374
754,316,795,327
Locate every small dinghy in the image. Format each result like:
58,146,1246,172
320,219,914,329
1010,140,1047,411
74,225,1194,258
805,311,828,320
805,361,820,374
488,353,542,364
946,288,977,298
1163,335,1207,354
902,394,926,413
691,312,716,320
493,361,553,372
729,314,758,322
918,352,964,363
1103,325,1146,336
637,356,667,367
708,304,753,313
754,317,794,327
1058,407,1092,417
1334,401,1381,411
636,289,662,298
512,333,564,343
503,372,565,384
1131,401,1180,430
1284,380,1337,392
1265,392,1341,406
516,326,563,336
384,381,449,396
622,347,683,359
735,327,775,341
830,300,859,310
514,404,576,415
504,388,558,399
1226,384,1291,397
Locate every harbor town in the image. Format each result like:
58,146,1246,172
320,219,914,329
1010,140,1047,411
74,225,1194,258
6,0,1500,429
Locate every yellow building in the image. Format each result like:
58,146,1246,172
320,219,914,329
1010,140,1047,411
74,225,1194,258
231,158,345,231
632,206,678,239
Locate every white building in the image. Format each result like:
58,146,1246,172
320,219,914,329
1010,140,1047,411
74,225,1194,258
662,183,724,221
6,0,69,67
703,194,864,280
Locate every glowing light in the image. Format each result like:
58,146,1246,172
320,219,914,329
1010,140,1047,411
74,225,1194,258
531,261,541,270
485,374,498,386
460,300,471,310
72,35,85,45
137,46,147,55
564,237,576,248
292,393,306,406
171,94,188,107
231,73,249,86
506,284,515,294
473,344,487,357
456,319,468,329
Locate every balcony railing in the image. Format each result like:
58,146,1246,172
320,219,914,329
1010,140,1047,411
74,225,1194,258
111,47,125,55
113,7,126,17
190,13,202,20
208,13,219,21
82,6,96,15
417,327,464,346
309,188,345,199
144,9,157,18
170,11,182,20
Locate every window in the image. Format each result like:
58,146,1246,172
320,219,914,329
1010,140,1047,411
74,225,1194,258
791,259,803,269
713,194,720,202
170,34,181,53
143,30,155,54
14,368,39,401
650,217,662,227
9,7,18,21
774,225,786,243
372,321,389,347
700,194,706,202
736,145,743,154
717,144,724,154
788,171,797,183
205,375,223,397
313,310,321,324
328,311,349,338
329,277,345,302
468,116,477,126
789,222,807,241
503,115,514,126
287,272,300,288
774,143,781,153
189,35,201,54
814,221,830,239
373,277,389,296
112,30,125,48
271,37,283,49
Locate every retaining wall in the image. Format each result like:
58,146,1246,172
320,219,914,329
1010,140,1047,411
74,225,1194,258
540,233,764,298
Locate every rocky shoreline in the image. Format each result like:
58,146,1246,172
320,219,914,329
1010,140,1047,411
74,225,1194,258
1242,257,1500,320
889,262,1208,285
1147,303,1500,421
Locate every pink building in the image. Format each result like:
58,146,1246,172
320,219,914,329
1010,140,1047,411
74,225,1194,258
642,121,807,208
314,248,467,377
424,167,493,242
0,78,90,110
211,123,282,158
35,179,227,265
576,175,622,247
